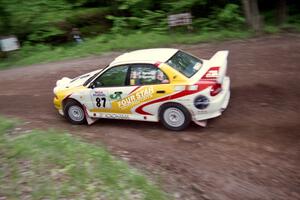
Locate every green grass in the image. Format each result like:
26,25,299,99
0,30,253,69
0,117,167,200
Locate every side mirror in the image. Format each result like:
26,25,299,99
90,81,103,89
90,82,96,89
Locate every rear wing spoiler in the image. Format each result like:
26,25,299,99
208,50,229,83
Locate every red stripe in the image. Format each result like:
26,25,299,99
135,83,213,115
129,86,141,94
154,61,162,67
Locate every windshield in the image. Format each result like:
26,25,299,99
166,51,202,78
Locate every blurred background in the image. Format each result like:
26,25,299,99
0,0,299,68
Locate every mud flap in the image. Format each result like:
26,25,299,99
86,115,98,125
82,104,98,125
194,120,207,127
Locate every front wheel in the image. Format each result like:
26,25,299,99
159,103,191,131
64,100,86,125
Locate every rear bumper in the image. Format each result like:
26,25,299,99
193,76,230,121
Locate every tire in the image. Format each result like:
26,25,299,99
159,103,191,131
63,99,86,125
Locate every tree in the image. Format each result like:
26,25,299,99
242,0,263,32
276,0,287,25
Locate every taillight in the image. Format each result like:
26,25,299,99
210,83,222,96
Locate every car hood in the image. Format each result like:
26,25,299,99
54,69,102,93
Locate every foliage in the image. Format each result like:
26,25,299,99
214,4,245,28
117,0,154,16
192,4,245,31
263,25,280,34
0,0,299,67
106,10,167,34
0,116,167,199
0,0,72,41
106,15,130,34
0,0,112,43
138,10,168,32
165,0,207,13
106,2,245,34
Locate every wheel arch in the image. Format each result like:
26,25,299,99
62,96,88,125
158,102,191,122
63,96,98,125
62,97,83,113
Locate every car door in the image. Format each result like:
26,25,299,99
126,64,172,120
89,65,134,119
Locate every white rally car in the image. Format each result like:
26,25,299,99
53,48,230,131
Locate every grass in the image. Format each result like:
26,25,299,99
0,117,167,200
0,30,253,69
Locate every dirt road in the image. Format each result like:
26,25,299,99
0,34,299,200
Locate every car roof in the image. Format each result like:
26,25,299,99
109,48,178,66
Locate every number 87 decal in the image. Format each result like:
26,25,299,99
96,97,106,108
91,90,111,109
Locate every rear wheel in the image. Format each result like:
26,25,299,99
64,100,86,125
159,103,191,131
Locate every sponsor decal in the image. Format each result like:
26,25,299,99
118,87,154,109
196,110,208,114
110,92,122,100
194,95,209,110
193,62,202,71
103,113,129,119
93,91,106,97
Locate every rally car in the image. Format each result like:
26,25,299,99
53,48,230,131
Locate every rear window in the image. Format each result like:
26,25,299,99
166,51,202,78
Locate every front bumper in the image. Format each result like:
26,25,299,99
53,97,64,116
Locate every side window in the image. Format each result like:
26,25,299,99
130,64,169,86
94,65,129,87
